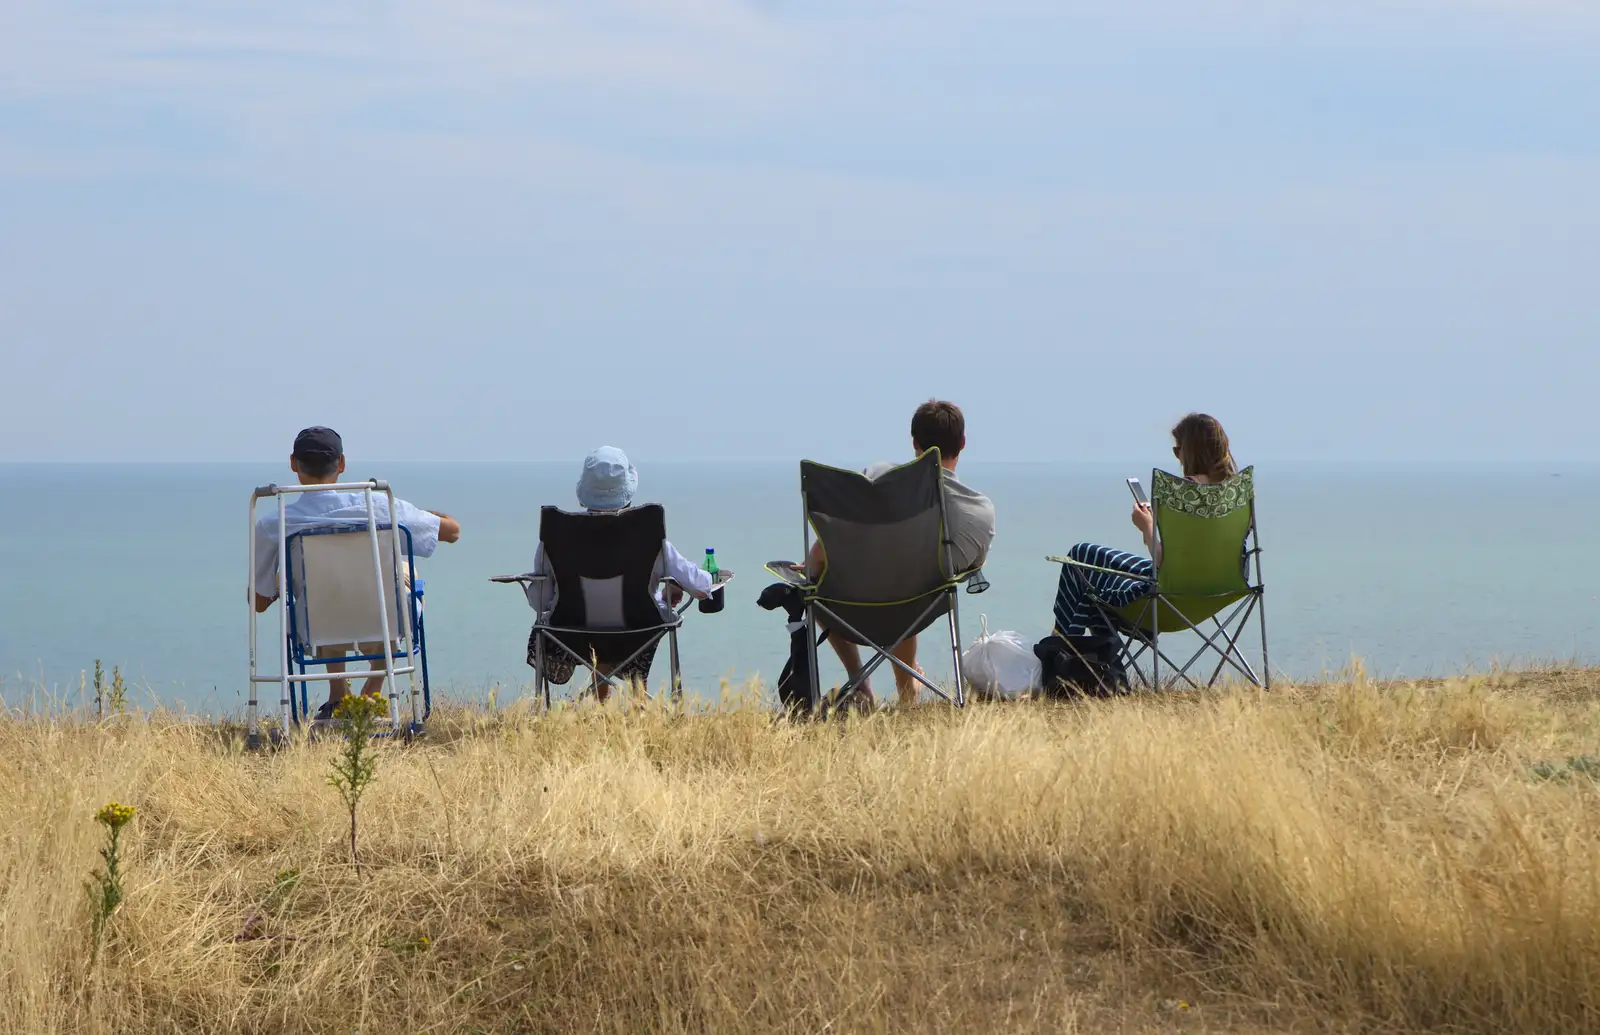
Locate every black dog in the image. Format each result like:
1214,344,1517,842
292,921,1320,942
756,582,829,716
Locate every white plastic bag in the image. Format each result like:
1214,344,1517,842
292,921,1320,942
961,616,1041,699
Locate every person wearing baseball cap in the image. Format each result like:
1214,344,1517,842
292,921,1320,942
251,426,462,720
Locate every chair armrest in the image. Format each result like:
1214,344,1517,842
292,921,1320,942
1048,556,1156,585
662,572,735,590
488,573,548,585
763,561,810,588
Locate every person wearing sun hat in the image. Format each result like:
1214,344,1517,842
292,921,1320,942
522,446,715,699
573,445,639,511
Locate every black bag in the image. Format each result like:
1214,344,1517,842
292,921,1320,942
757,583,826,716
1034,633,1129,699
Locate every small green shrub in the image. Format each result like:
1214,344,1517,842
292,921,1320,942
88,802,136,960
327,695,386,871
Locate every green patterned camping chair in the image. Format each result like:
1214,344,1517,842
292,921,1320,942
1049,467,1268,690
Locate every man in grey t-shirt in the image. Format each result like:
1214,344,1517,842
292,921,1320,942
807,400,995,708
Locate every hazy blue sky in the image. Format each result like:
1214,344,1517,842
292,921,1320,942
2,1,1596,464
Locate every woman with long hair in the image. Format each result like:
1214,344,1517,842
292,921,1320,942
1050,413,1237,640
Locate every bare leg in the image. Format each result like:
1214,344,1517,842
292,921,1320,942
314,645,351,707
587,664,644,704
826,636,874,701
359,664,387,699
891,636,922,708
355,641,387,698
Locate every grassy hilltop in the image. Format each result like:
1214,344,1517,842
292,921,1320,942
3,669,1599,1034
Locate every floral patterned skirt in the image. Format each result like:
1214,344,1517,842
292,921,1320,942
525,626,658,685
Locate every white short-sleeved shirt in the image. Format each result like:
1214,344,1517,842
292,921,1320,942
252,489,442,599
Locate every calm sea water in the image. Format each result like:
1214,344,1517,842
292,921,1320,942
2,461,1597,715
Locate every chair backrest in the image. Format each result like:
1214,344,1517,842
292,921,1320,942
288,526,414,650
1151,466,1256,597
804,450,953,604
539,505,667,631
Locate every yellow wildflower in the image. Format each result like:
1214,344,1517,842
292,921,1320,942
334,693,385,722
95,802,137,830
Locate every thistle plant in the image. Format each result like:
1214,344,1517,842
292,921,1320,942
94,660,128,717
89,802,136,959
108,666,128,714
327,694,385,871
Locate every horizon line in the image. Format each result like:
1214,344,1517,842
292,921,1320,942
3,457,1598,468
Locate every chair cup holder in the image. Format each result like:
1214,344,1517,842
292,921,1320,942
698,585,726,614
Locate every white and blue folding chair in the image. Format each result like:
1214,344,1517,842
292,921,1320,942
247,481,431,746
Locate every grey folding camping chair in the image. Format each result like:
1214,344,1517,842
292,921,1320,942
765,449,987,712
1049,467,1267,692
492,504,729,708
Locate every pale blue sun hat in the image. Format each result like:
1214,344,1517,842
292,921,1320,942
576,446,638,511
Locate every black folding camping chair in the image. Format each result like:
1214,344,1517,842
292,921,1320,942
492,504,727,707
766,450,987,712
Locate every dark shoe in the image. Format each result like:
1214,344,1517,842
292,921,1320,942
313,700,336,722
821,684,873,719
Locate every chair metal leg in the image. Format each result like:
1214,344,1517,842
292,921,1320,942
536,633,550,711
1257,590,1271,691
1145,595,1261,689
1151,611,1161,692
1189,600,1261,688
668,626,683,705
813,601,957,706
1197,608,1250,688
948,590,966,707
804,604,821,715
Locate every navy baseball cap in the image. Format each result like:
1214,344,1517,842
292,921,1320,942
292,426,343,460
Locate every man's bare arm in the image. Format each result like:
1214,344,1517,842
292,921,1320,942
254,592,276,613
430,511,461,543
796,540,826,578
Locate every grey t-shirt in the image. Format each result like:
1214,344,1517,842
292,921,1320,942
864,461,996,575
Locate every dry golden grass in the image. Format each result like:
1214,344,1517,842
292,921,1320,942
4,667,1600,1034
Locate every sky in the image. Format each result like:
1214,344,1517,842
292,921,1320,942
1,0,1597,464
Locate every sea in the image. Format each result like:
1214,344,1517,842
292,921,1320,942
2,461,1597,716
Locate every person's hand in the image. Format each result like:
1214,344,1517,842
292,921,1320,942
1130,502,1155,538
665,583,686,608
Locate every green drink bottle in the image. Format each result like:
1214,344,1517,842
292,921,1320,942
700,548,724,613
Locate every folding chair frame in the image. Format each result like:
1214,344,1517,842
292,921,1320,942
247,480,430,748
1053,502,1269,693
803,587,968,712
522,572,690,709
